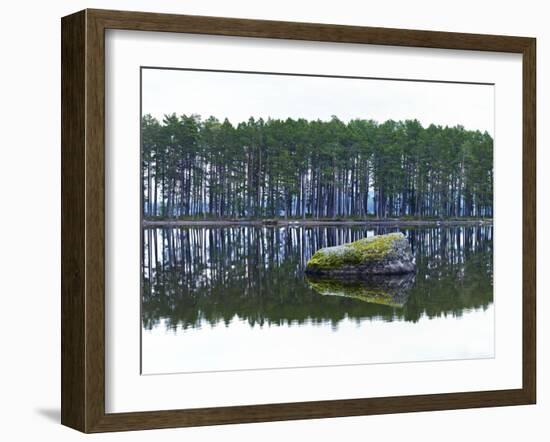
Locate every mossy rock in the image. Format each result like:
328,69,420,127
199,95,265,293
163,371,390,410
305,232,416,275
306,273,415,307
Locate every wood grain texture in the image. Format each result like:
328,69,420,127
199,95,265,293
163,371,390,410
89,8,532,52
84,9,107,433
61,10,86,432
522,38,536,403
61,8,537,433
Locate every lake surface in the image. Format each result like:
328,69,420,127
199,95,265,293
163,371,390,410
141,224,494,374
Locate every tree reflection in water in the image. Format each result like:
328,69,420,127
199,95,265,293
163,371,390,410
142,225,493,331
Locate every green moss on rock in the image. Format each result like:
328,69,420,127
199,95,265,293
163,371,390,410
306,233,404,272
348,233,402,261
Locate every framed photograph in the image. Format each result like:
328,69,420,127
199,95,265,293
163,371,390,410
61,9,536,433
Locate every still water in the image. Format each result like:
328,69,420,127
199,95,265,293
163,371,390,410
141,224,493,374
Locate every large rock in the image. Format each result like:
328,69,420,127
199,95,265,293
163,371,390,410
305,232,416,276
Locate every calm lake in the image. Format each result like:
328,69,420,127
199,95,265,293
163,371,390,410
141,224,494,374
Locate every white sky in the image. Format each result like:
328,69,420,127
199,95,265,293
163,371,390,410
142,68,494,136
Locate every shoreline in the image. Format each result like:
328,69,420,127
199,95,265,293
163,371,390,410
142,218,493,227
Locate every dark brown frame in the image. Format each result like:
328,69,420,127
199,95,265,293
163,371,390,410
61,8,536,433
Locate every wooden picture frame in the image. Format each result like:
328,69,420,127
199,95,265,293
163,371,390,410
61,8,536,433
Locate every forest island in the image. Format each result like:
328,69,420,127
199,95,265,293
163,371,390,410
141,114,493,225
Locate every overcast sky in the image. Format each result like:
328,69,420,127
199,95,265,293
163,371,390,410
142,68,494,136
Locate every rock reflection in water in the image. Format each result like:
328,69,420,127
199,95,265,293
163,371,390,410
306,273,415,308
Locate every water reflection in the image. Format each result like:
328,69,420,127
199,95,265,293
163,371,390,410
306,272,415,307
142,225,493,331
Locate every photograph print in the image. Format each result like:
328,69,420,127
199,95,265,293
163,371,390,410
140,67,494,375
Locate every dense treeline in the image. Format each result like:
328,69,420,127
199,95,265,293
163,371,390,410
142,114,493,219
